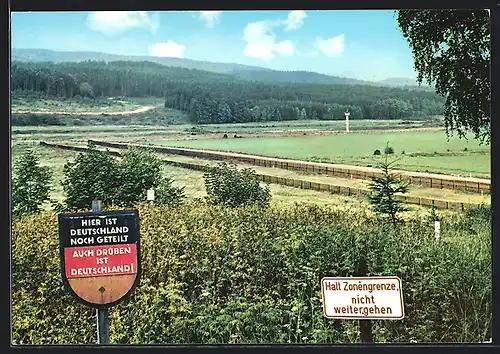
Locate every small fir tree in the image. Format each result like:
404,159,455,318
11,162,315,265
368,155,410,225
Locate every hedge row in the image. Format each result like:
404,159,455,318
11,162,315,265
12,202,491,344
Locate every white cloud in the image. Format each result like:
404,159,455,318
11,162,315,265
242,21,296,61
199,11,222,28
87,11,159,35
316,34,345,57
274,40,295,56
149,41,185,58
284,10,307,31
242,11,309,60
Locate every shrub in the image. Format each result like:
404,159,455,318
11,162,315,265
384,142,394,155
203,162,271,207
154,177,185,206
465,204,491,222
373,149,381,156
61,142,121,210
115,147,163,206
11,203,492,344
61,143,184,210
12,149,52,217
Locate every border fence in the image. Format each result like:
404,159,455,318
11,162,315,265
41,141,481,211
87,140,490,195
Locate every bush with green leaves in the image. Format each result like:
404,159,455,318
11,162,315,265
61,142,120,209
60,143,184,210
114,147,164,206
203,162,271,207
12,203,491,344
12,149,53,217
384,142,394,155
368,156,410,225
154,176,185,206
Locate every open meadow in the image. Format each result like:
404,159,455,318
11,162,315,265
16,142,457,216
11,106,491,211
10,143,370,211
151,130,490,178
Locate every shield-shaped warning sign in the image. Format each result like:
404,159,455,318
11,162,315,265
58,210,141,308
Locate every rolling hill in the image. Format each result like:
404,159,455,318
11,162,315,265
11,48,432,90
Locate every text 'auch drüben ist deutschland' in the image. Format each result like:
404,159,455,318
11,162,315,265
321,277,405,320
63,214,138,279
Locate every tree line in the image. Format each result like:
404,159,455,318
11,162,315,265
11,60,445,124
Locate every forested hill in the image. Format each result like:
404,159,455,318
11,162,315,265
11,48,268,75
11,60,445,124
12,48,430,89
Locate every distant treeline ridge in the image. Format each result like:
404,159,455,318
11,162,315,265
11,60,445,124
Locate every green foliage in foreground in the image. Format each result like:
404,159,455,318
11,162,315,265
12,149,53,217
397,9,490,144
12,203,491,344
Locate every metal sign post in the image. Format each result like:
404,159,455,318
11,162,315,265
92,200,110,345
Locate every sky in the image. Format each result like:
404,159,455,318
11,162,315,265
10,10,419,81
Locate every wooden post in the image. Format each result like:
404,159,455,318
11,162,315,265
92,199,110,345
356,257,373,343
431,202,440,241
147,188,155,205
434,215,440,241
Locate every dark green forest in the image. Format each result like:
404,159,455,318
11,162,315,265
11,60,445,124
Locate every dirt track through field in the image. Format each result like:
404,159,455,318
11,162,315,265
12,105,157,116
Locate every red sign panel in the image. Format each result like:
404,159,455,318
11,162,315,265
64,243,137,279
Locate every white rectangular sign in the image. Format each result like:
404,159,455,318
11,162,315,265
146,189,155,201
321,276,404,320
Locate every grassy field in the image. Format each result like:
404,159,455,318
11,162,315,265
169,119,443,134
11,142,490,218
11,96,163,113
15,142,467,216
10,143,370,209
152,130,490,178
142,152,491,205
12,119,439,135
11,103,189,127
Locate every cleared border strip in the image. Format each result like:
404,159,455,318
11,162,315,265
88,140,490,195
41,141,481,211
